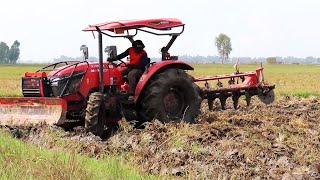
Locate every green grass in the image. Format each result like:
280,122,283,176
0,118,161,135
0,130,157,180
0,64,43,96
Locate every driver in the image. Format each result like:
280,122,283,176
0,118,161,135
108,40,150,100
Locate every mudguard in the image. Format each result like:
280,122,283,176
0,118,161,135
134,60,194,102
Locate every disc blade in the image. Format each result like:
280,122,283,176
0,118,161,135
232,95,240,109
258,89,275,104
245,90,251,106
219,94,227,110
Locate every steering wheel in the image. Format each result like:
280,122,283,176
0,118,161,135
117,59,127,67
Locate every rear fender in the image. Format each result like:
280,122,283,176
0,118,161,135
134,60,194,102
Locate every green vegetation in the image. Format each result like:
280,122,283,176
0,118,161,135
266,57,278,64
0,130,156,180
0,41,20,64
215,33,232,63
0,64,42,96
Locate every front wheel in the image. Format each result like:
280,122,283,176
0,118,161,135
139,69,201,123
85,92,105,136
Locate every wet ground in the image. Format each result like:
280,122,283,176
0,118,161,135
2,96,320,179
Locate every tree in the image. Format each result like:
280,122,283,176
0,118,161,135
0,42,9,64
266,57,277,64
215,33,232,63
8,40,20,64
0,41,20,64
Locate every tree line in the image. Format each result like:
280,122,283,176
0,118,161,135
0,40,20,64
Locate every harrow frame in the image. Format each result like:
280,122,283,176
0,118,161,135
195,64,275,110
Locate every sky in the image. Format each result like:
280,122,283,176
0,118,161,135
1,0,320,62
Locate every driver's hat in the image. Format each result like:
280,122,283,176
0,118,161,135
132,40,145,49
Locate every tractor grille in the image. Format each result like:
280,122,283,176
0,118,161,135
22,77,43,97
50,73,84,97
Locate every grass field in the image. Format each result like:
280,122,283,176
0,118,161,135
0,63,319,97
0,129,157,180
0,64,43,96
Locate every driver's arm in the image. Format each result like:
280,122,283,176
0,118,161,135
115,48,129,60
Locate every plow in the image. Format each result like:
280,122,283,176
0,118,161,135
0,18,275,136
195,65,275,110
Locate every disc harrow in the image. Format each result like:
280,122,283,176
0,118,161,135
195,64,275,110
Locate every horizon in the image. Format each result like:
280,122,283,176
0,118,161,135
16,54,320,64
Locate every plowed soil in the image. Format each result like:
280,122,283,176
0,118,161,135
2,96,320,179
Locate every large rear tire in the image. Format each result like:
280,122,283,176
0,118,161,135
139,69,201,123
85,92,105,136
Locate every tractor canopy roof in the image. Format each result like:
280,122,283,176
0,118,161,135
83,18,184,36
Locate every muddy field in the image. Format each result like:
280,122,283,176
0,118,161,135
2,96,320,179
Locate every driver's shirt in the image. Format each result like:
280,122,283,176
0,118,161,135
116,47,149,70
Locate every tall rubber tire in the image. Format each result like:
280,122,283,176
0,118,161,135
85,92,105,137
139,69,201,123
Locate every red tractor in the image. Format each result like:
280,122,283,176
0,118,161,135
0,18,275,136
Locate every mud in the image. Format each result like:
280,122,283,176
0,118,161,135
2,96,320,179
